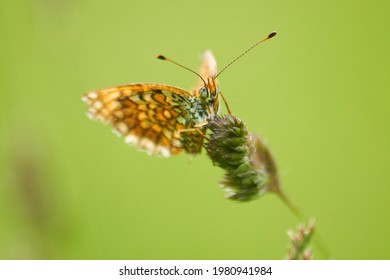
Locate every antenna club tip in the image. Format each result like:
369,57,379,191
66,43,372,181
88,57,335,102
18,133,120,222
268,31,277,39
156,55,166,60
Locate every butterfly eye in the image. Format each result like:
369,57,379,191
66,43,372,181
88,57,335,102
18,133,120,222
199,86,209,99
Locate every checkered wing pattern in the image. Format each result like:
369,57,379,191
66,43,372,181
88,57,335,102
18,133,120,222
82,84,200,157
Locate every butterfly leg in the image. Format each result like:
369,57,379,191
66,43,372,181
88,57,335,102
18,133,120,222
178,121,208,137
219,92,232,114
178,127,206,137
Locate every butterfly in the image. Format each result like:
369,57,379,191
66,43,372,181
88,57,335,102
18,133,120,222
82,32,276,157
82,51,222,157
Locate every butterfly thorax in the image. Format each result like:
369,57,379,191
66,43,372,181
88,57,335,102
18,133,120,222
185,96,210,125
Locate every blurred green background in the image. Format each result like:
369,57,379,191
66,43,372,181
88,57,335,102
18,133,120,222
1,0,389,259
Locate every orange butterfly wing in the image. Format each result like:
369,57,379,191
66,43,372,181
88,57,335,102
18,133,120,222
82,84,200,157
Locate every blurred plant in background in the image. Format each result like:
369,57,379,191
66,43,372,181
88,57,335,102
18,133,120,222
285,219,315,260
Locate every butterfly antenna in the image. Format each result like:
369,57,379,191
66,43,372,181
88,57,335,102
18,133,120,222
215,31,277,79
157,55,207,86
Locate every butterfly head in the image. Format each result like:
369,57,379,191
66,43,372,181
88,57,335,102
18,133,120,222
199,77,220,115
